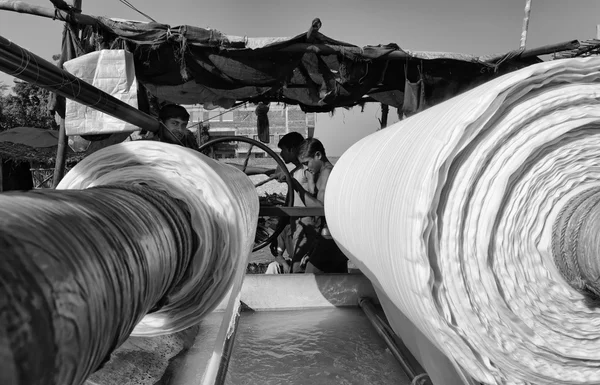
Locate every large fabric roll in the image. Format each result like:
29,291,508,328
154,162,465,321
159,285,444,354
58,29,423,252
58,141,259,336
325,57,600,384
1,141,258,385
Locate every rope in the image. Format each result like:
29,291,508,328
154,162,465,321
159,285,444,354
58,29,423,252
242,144,254,172
480,47,526,73
117,0,157,22
186,101,248,131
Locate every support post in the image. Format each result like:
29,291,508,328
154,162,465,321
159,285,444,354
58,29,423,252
380,103,389,129
285,105,289,133
52,110,68,187
52,0,82,188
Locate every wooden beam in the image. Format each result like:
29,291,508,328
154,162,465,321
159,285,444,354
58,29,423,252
0,0,97,25
259,206,324,217
519,40,580,58
279,40,580,61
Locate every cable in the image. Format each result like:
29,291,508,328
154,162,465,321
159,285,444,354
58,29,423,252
117,0,157,23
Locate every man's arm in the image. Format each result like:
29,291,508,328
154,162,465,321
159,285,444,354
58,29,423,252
264,168,278,176
315,167,332,204
291,168,332,208
225,163,272,175
186,131,200,151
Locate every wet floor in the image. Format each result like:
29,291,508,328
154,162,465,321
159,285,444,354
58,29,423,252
226,308,410,385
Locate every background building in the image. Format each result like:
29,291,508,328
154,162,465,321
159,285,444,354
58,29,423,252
184,104,316,158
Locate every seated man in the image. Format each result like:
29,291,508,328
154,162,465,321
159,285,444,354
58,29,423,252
156,104,274,176
157,104,200,151
265,132,314,274
290,138,348,274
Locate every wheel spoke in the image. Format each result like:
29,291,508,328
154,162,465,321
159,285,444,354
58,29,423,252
198,136,294,252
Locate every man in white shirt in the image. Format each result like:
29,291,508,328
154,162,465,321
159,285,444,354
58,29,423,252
265,132,314,274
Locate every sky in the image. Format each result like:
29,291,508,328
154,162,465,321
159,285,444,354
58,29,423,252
1,0,600,155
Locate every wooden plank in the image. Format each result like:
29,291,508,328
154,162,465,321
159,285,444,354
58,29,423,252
258,206,324,217
0,0,98,26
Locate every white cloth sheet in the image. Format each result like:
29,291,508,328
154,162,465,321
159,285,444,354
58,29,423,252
325,57,600,384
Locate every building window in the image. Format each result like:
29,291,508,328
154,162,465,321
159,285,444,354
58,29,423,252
207,108,234,122
208,110,221,122
221,110,234,122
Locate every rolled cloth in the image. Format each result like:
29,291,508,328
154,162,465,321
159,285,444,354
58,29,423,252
325,57,600,384
0,141,258,385
57,141,259,336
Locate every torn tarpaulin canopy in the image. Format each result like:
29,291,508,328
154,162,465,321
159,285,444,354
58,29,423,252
89,16,543,112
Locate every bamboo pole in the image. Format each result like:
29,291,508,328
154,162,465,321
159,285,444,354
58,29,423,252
0,35,162,133
520,0,532,49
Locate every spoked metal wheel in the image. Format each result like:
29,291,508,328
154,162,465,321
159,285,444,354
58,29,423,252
198,136,294,252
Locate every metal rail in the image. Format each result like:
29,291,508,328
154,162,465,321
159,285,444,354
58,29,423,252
359,297,430,384
214,301,242,385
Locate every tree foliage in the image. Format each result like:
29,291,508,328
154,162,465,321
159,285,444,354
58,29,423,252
0,80,58,131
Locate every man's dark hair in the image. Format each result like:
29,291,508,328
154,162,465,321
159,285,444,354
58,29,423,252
159,104,190,122
277,132,305,149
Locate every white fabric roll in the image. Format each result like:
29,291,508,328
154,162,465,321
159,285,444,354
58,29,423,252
58,141,259,336
325,57,600,384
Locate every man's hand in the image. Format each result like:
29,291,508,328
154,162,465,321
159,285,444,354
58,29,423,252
280,259,291,274
275,171,288,183
264,168,277,176
275,255,291,274
300,255,310,269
